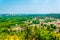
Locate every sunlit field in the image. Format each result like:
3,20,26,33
0,14,60,40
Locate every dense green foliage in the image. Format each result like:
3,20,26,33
0,14,60,40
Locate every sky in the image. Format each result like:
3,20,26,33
0,0,60,14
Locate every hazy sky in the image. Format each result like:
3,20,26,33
0,0,60,14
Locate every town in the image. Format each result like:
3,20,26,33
0,14,60,40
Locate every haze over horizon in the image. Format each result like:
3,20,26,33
0,0,60,14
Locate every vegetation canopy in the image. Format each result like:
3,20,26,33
0,14,60,40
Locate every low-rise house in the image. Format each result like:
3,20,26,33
54,21,60,28
54,29,59,33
